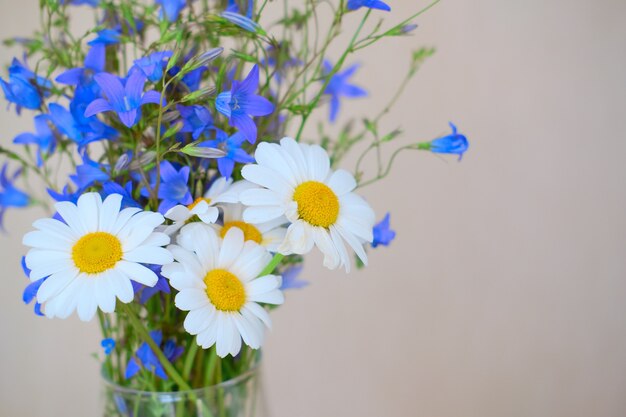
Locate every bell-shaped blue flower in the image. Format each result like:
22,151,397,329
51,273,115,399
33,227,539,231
87,29,121,46
372,212,396,248
85,69,163,128
155,0,187,22
142,160,192,214
280,265,309,290
101,338,116,355
21,256,46,316
0,164,29,230
226,0,254,17
0,73,42,113
215,65,274,143
125,330,184,380
133,51,173,83
56,44,105,88
200,130,254,178
70,153,110,188
428,122,469,160
13,115,55,166
322,60,367,122
347,0,391,11
177,104,214,139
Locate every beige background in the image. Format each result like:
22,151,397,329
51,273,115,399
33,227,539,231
2,0,626,416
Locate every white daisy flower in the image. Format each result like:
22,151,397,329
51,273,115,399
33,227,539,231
240,137,375,272
163,177,251,235
22,192,173,321
216,203,287,252
161,224,284,357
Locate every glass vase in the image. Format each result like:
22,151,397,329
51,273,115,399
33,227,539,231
100,364,268,417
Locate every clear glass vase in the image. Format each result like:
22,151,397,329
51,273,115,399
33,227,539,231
100,364,268,417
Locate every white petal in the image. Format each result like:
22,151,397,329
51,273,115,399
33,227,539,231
23,231,72,252
109,269,134,303
55,201,87,235
217,228,245,270
165,245,204,283
119,212,165,251
176,289,210,311
197,207,219,224
99,194,123,233
279,221,314,255
336,224,368,268
182,223,219,271
312,227,341,270
205,177,233,199
184,305,215,335
111,207,142,235
95,271,117,313
236,310,264,349
279,137,308,181
243,303,272,329
329,226,351,272
254,142,301,185
337,215,374,243
77,192,102,232
165,205,192,222
123,246,173,265
45,276,82,319
240,189,283,207
116,261,158,286
197,321,218,349
241,164,292,196
140,232,171,248
76,280,98,321
36,269,79,303
242,205,285,224
230,243,272,282
326,169,357,196
32,218,77,241
228,315,242,356
246,275,281,297
248,288,284,305
216,313,232,358
304,144,330,182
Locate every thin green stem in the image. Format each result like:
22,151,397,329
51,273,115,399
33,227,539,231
119,303,192,391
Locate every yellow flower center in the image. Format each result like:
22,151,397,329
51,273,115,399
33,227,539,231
293,181,339,228
220,221,263,244
72,232,123,275
204,269,246,312
188,197,211,211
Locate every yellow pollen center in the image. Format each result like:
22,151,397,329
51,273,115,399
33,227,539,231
204,269,246,312
293,181,339,228
188,197,211,211
220,221,263,244
72,232,123,274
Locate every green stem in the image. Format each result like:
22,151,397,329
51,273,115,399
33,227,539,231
294,9,371,141
259,253,285,276
119,303,192,391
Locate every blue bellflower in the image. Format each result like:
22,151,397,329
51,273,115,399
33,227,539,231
13,114,55,166
142,160,192,214
280,265,309,290
200,130,254,178
226,0,254,17
347,0,391,11
21,256,45,316
101,338,116,355
0,164,29,230
102,181,141,209
322,61,367,122
125,330,184,379
56,44,105,88
372,212,396,248
71,153,110,189
48,185,84,204
85,70,163,128
215,65,274,143
133,51,173,83
0,73,41,113
177,104,214,139
155,0,187,22
87,29,121,46
429,123,469,160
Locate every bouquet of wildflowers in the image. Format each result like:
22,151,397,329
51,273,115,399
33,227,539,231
3,0,468,415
